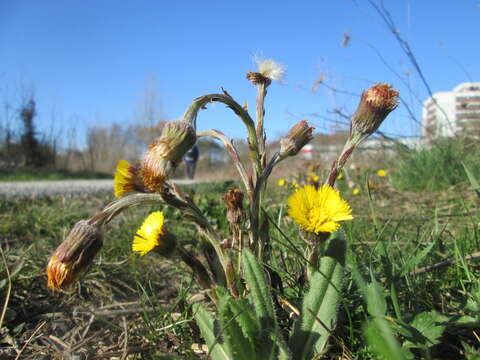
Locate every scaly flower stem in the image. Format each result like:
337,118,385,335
88,193,166,226
182,92,262,176
255,83,268,164
250,153,281,251
325,133,363,187
197,129,252,198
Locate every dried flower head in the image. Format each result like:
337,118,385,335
114,160,144,197
132,211,176,256
279,120,315,158
47,220,102,291
247,56,285,85
223,188,245,225
351,83,399,136
288,185,353,234
141,121,196,191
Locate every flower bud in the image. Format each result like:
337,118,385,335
351,83,399,136
279,120,315,158
47,220,102,291
140,121,196,191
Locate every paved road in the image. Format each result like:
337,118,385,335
0,179,197,198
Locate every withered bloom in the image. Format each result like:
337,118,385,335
279,120,315,158
47,220,102,291
351,83,399,136
223,188,245,225
141,120,196,191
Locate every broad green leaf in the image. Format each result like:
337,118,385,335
365,279,387,317
404,311,447,349
218,293,256,360
364,318,410,360
289,237,346,359
192,303,231,360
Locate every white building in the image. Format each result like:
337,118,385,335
422,82,480,140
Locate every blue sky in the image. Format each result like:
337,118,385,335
1,1,479,146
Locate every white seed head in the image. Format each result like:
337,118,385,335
254,56,285,82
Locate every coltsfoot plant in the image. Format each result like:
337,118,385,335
47,58,398,359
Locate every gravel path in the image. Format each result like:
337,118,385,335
0,179,197,198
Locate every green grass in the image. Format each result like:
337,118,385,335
1,176,480,358
0,167,112,181
391,137,480,192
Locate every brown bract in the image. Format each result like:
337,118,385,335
47,220,102,291
246,71,272,87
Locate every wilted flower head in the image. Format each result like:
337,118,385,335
141,121,196,191
223,188,245,225
288,185,353,234
114,160,144,197
279,120,315,158
247,56,285,85
47,220,102,291
351,83,399,136
132,211,176,256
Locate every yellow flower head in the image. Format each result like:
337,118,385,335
132,211,176,256
308,173,319,182
288,185,353,234
277,178,286,187
114,160,137,197
352,188,361,195
376,169,388,177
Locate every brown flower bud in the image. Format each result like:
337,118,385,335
47,220,102,291
351,83,399,136
279,120,315,158
140,120,196,191
223,188,245,225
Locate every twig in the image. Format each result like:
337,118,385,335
410,252,480,276
14,321,47,360
0,246,12,329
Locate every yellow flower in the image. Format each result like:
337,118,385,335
337,173,344,180
277,178,286,187
132,212,176,256
308,173,319,182
287,185,353,234
352,188,361,195
291,182,299,189
376,169,387,177
114,160,137,197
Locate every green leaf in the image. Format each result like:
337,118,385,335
241,249,290,359
192,303,231,360
404,311,447,349
242,249,276,325
399,242,435,277
218,293,256,360
364,318,410,360
463,162,480,197
365,279,387,317
289,236,346,360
